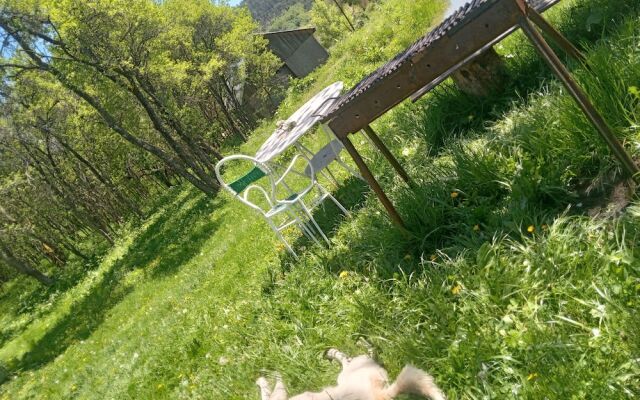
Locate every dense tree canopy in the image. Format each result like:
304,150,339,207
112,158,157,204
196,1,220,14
268,3,311,31
0,0,280,284
241,0,313,28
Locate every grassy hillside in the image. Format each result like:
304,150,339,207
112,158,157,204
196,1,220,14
2,0,640,398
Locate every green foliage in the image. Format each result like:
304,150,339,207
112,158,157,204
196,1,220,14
242,0,313,28
0,0,283,282
310,0,348,47
268,3,311,31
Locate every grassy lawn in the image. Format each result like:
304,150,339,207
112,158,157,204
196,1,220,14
2,0,640,398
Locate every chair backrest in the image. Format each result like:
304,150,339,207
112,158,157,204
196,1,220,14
228,166,266,194
304,139,344,178
215,155,277,214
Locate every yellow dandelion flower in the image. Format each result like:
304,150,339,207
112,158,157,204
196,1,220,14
527,225,536,233
339,271,349,279
450,191,459,199
157,383,165,390
527,372,538,381
71,385,77,391
275,243,286,252
451,283,462,295
473,224,480,232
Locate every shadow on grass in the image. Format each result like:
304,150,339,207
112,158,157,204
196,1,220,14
0,247,112,349
6,190,221,376
409,0,640,154
287,176,369,252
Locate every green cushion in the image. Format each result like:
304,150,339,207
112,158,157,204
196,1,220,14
228,166,266,194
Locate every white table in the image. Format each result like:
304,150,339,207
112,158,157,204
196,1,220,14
255,82,344,163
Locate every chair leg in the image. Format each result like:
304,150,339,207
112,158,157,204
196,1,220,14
321,165,341,187
322,123,365,181
299,201,331,245
286,209,319,244
335,153,365,181
275,230,298,259
316,182,350,216
268,219,298,259
327,192,350,216
299,219,322,246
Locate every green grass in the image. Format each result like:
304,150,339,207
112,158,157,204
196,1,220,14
2,0,640,398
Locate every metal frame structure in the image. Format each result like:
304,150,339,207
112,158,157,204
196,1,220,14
321,0,639,228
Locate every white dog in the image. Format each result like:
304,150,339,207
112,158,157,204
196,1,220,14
256,348,446,400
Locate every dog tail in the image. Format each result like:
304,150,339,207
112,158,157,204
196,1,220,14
384,365,446,400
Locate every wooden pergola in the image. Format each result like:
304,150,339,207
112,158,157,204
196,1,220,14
321,0,639,228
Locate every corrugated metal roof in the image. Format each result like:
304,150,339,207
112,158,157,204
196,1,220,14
325,0,560,119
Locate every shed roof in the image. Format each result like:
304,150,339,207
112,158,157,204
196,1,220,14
260,27,317,61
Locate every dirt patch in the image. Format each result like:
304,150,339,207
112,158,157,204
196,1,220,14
578,171,637,219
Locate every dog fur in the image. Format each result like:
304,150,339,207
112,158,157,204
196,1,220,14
256,348,445,400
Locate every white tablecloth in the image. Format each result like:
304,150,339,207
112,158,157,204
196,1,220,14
255,82,344,162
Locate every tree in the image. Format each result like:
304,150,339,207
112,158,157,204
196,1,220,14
241,0,313,28
0,0,284,285
310,0,348,48
0,243,54,286
0,0,279,198
268,3,311,31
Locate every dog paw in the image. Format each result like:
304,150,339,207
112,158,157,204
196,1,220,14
324,348,340,360
256,377,269,387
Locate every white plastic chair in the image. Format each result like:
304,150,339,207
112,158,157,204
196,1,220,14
275,152,350,245
215,154,347,258
295,125,365,186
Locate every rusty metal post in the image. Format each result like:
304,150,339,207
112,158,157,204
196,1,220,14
339,135,406,228
526,7,586,63
362,125,413,185
519,17,640,180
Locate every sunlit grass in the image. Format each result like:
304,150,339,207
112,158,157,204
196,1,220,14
1,0,640,398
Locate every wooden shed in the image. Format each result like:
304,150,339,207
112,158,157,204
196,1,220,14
262,27,329,78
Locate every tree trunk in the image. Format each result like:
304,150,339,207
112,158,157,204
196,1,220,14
222,77,254,131
451,47,507,97
0,246,54,286
132,72,221,179
209,81,246,141
51,132,143,217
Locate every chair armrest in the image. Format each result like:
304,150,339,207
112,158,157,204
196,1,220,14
244,185,274,209
274,154,316,204
275,154,315,185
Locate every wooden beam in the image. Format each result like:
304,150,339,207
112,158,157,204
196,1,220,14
526,6,586,63
362,125,412,185
339,136,406,228
519,16,640,179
